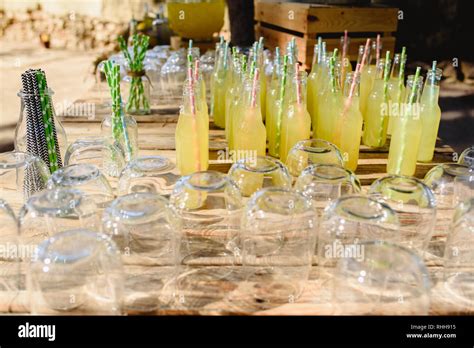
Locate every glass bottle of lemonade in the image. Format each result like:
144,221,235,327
316,55,343,143
310,42,328,135
266,49,281,156
225,52,240,142
417,65,442,162
211,42,228,128
362,57,390,148
280,70,311,162
359,42,376,116
333,72,363,171
233,69,267,158
387,72,424,176
387,52,406,135
175,83,209,175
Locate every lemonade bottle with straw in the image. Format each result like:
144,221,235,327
362,53,391,148
266,48,281,151
316,52,343,143
417,63,442,162
280,67,311,163
233,68,267,158
333,69,363,171
387,69,423,176
175,56,209,175
387,48,407,135
211,41,228,128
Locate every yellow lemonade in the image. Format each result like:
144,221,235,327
417,66,442,162
362,58,389,148
333,72,363,171
387,73,423,176
280,72,311,162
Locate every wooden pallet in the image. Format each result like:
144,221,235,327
254,1,398,69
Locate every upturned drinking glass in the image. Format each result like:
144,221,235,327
48,164,114,207
19,188,98,248
0,151,50,213
333,241,431,315
424,163,474,254
228,156,292,198
28,229,124,314
458,146,474,168
295,163,361,216
169,171,242,262
318,196,400,270
102,192,180,312
0,200,20,303
444,198,474,309
240,188,317,309
117,155,178,197
64,137,126,178
369,175,436,253
285,139,344,177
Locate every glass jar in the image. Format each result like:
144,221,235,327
0,151,50,214
333,241,431,315
228,156,292,198
121,73,151,115
285,139,344,177
117,155,178,197
102,193,180,312
101,110,139,163
241,188,317,309
28,229,124,315
14,89,67,165
369,175,436,254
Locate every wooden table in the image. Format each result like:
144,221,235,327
2,87,470,316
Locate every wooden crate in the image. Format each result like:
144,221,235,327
254,1,399,69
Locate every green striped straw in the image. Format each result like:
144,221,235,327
36,71,59,172
317,37,322,64
330,49,338,91
383,51,391,100
398,47,406,93
189,39,193,49
275,55,289,154
408,67,421,105
241,55,248,74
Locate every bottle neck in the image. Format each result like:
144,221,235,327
343,73,360,98
422,68,442,102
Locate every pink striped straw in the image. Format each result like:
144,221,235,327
194,59,200,82
360,38,371,71
251,68,260,108
342,30,348,60
295,63,301,105
376,34,381,66
187,65,196,115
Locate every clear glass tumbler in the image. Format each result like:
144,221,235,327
285,139,344,177
369,175,436,254
241,188,317,309
318,195,400,270
102,192,180,312
333,241,431,315
228,156,292,197
117,155,178,197
47,164,115,212
295,163,361,216
28,229,124,314
19,188,98,247
64,137,126,178
0,151,50,213
444,198,474,309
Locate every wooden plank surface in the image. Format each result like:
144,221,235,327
254,1,399,34
15,88,465,317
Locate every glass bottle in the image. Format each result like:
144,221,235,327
101,103,139,163
417,67,442,162
387,75,424,176
225,53,241,144
333,72,363,171
387,53,406,135
15,89,68,166
310,42,328,134
362,58,389,147
233,72,267,160
280,71,311,162
210,42,228,128
175,83,209,175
